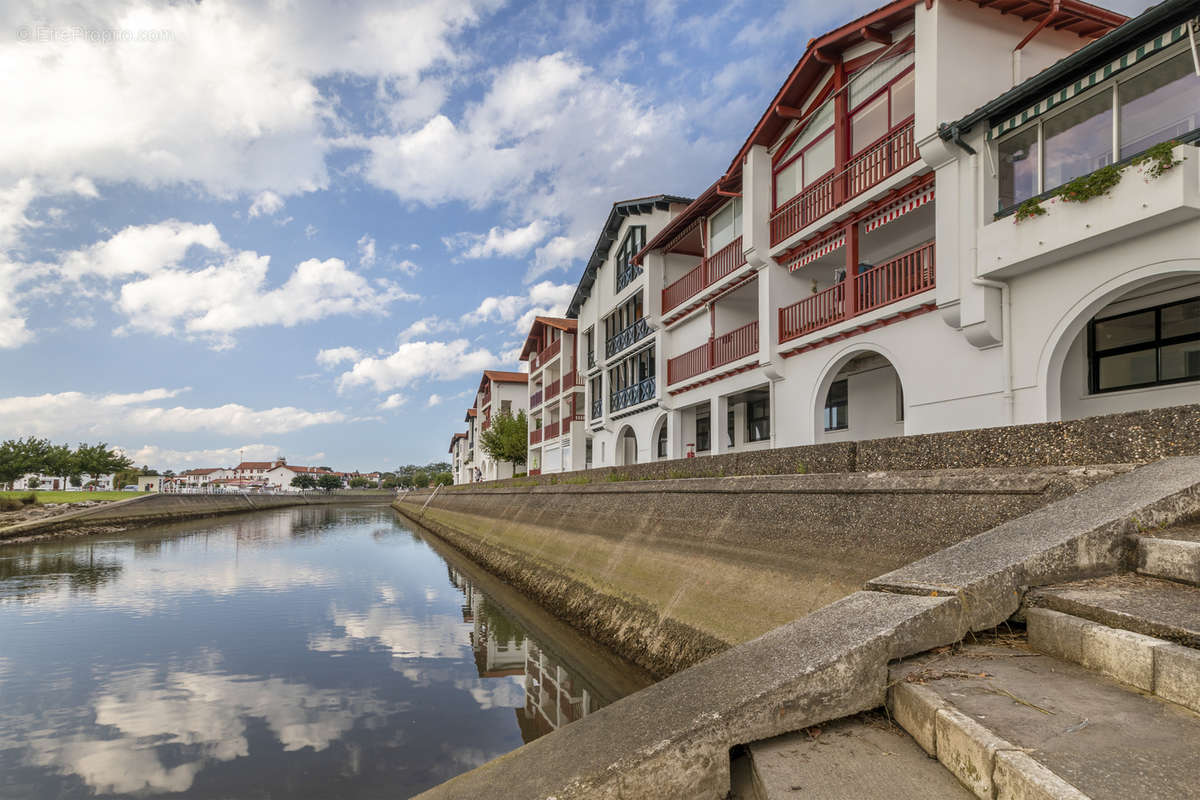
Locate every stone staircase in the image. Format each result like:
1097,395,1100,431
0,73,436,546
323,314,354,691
734,520,1200,799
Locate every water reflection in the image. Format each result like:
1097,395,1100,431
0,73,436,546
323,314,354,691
0,506,647,798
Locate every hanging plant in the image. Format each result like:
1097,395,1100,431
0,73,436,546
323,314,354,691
1132,140,1184,180
1055,164,1122,204
1014,197,1047,222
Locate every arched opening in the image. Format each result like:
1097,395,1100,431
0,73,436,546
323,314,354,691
653,415,668,461
1047,271,1200,421
615,426,638,466
813,349,906,442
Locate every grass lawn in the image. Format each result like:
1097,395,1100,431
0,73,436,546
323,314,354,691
0,490,147,504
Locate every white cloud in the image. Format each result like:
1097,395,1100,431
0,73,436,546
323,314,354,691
304,224,319,239
357,234,377,267
397,315,454,342
461,280,574,334
444,219,549,260
125,443,281,469
391,258,419,276
529,234,586,281
379,393,407,410
316,346,363,368
60,220,225,280
248,190,285,217
337,340,496,393
425,394,443,407
0,388,349,437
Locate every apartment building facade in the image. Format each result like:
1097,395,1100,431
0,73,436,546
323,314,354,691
449,432,469,485
473,370,529,481
499,0,1196,472
522,317,585,475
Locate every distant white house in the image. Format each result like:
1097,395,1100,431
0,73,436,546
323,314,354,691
12,473,116,491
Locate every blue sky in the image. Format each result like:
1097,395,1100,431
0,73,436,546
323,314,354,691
0,0,1154,472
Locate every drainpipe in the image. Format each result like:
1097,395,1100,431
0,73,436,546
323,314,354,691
1013,0,1061,85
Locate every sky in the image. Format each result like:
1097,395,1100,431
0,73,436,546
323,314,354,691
0,0,1156,472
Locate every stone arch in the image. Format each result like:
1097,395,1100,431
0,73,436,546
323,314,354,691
809,342,907,443
615,425,638,466
1040,259,1200,421
651,414,669,461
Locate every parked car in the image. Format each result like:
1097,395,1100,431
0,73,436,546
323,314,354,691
121,485,139,492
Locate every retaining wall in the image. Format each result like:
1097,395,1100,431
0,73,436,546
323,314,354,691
395,466,1125,678
465,403,1200,489
0,491,395,541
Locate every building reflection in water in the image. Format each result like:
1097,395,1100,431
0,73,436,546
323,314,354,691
447,566,606,743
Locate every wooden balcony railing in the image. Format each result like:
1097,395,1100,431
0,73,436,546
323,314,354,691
568,392,585,422
529,428,542,445
544,420,561,440
609,377,656,412
779,240,934,343
529,389,543,409
605,317,652,358
545,377,561,401
667,320,759,385
562,369,583,390
661,236,746,314
770,121,917,246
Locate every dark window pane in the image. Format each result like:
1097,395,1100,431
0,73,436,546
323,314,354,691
1093,310,1154,351
1160,340,1200,381
1162,300,1200,339
696,414,710,452
1119,51,1200,159
824,379,849,431
1044,91,1113,191
1097,349,1157,390
998,126,1039,209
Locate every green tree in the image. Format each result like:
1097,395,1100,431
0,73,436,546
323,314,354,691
0,437,52,489
381,476,400,489
74,443,134,485
479,410,528,467
43,443,77,480
316,473,343,492
348,476,369,488
69,475,82,488
290,473,317,490
433,472,452,486
411,469,429,488
27,476,41,489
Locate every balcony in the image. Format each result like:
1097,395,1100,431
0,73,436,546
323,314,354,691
545,377,561,402
530,340,561,374
543,420,561,441
568,392,585,422
779,241,934,343
615,262,642,294
770,121,917,246
529,388,543,409
610,376,656,413
529,428,542,445
661,236,747,315
605,317,652,358
562,368,583,391
667,320,759,385
590,397,602,420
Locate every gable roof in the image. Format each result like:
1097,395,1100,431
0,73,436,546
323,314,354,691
449,432,467,453
234,461,274,470
943,0,1178,142
565,194,693,318
520,316,577,360
478,370,528,394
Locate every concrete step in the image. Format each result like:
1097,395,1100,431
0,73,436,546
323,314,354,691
741,711,973,799
888,641,1200,800
1137,523,1200,585
1027,573,1200,648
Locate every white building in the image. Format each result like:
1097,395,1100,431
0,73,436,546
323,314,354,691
522,317,585,475
450,432,470,484
12,473,116,491
263,463,333,491
565,196,693,467
473,370,529,481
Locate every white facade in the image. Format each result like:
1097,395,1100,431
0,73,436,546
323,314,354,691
12,473,116,491
523,318,586,475
473,371,529,481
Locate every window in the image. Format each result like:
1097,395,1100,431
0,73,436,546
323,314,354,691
615,226,646,292
585,328,595,368
995,43,1200,212
747,398,770,442
586,438,593,467
501,400,511,414
852,94,889,152
824,379,849,431
774,105,834,207
727,408,735,448
1089,296,1200,392
656,424,667,459
896,382,905,422
695,413,711,452
709,197,742,253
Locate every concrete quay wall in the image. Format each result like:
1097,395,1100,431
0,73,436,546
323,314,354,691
0,490,395,541
465,403,1200,489
396,466,1123,678
409,458,1200,800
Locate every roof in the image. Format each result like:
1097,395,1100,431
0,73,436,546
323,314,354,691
565,194,693,318
465,408,477,419
943,0,1180,141
478,370,529,394
234,461,274,470
180,468,221,475
519,316,577,360
449,432,467,453
637,180,723,263
723,0,1125,182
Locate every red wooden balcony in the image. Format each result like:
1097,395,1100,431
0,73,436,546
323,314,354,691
568,392,584,422
543,420,561,440
661,236,746,314
545,377,561,401
529,388,543,408
770,121,917,246
529,428,542,445
562,368,583,389
667,320,759,385
779,240,934,343
533,337,562,370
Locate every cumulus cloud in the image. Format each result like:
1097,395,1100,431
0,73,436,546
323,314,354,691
337,340,496,393
316,346,363,368
425,394,443,407
444,220,549,260
357,234,377,267
60,220,225,281
378,394,407,410
126,443,282,469
248,191,285,217
461,280,574,334
0,388,348,437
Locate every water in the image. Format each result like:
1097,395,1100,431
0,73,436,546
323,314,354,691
0,506,651,799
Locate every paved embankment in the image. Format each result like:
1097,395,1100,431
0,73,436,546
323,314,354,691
0,491,395,542
395,467,1122,678
408,457,1200,800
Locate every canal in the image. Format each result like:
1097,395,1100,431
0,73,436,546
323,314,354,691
0,505,653,799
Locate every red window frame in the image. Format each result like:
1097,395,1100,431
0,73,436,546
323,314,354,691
848,64,915,157
771,126,834,211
